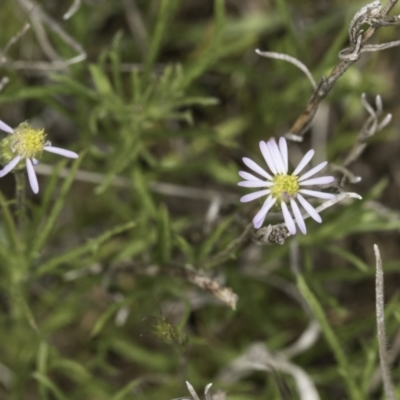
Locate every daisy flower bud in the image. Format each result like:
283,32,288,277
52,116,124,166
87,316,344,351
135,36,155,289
238,137,335,235
0,120,79,194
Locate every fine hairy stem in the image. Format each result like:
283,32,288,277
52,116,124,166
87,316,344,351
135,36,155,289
374,244,397,400
15,172,26,237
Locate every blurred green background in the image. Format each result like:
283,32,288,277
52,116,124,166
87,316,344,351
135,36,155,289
0,0,400,399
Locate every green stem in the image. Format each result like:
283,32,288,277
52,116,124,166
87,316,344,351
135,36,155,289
15,172,26,238
297,275,362,400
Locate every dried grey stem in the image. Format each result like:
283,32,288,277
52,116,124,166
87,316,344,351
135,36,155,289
34,163,238,203
15,0,86,67
218,343,320,400
339,33,363,61
0,23,31,68
30,12,61,61
5,61,154,73
255,49,317,90
349,0,382,45
0,362,13,389
373,244,397,400
288,0,400,137
330,164,362,183
290,238,301,275
63,0,81,20
172,381,216,400
0,77,10,93
360,39,400,53
343,94,392,168
370,327,400,392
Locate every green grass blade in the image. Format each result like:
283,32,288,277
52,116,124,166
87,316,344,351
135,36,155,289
29,155,85,258
297,274,362,400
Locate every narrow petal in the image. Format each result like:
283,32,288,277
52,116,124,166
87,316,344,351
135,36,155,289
238,181,273,188
0,119,14,134
292,149,315,176
240,189,271,203
26,158,39,194
297,194,322,223
291,199,306,234
0,155,21,177
32,158,39,165
242,157,272,180
259,141,277,174
43,146,79,159
268,140,286,174
299,189,336,199
238,171,262,182
281,201,296,235
299,176,335,186
298,161,328,182
253,195,276,229
279,137,288,172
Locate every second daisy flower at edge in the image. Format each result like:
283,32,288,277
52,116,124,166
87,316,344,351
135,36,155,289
238,137,335,235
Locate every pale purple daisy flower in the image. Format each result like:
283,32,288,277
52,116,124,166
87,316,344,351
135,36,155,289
238,137,335,235
0,119,78,194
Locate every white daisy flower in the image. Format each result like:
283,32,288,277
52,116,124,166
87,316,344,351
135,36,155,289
0,119,78,194
238,137,335,235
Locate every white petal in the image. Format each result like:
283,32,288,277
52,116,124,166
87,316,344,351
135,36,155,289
32,158,39,165
293,149,314,176
43,146,79,159
299,189,336,199
26,158,39,194
268,140,286,174
259,141,277,174
0,155,21,177
240,189,271,203
298,161,328,182
281,201,296,235
204,383,213,395
0,119,14,134
279,137,288,172
242,157,272,180
253,195,276,229
238,180,273,188
291,199,306,234
238,171,262,181
299,176,335,186
185,381,200,400
297,194,322,223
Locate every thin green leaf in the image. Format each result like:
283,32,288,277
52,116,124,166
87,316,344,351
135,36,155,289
297,274,362,400
32,373,68,400
158,204,172,264
35,221,135,276
30,154,85,258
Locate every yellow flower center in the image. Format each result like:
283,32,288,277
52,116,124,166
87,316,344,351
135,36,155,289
271,174,299,201
10,122,46,159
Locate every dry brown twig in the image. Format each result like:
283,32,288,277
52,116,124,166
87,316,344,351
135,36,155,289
256,0,400,141
116,262,238,310
288,0,400,139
